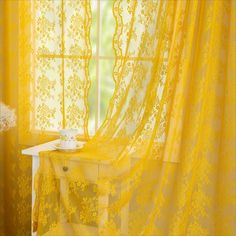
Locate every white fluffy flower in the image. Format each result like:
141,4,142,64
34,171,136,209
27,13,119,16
0,102,16,132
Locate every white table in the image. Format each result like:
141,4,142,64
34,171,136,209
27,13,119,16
22,140,60,235
22,140,129,236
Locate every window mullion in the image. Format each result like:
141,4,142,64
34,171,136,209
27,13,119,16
61,0,66,128
95,0,101,131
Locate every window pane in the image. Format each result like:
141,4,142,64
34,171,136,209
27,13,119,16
34,58,62,131
99,59,115,125
100,0,115,57
64,0,91,56
64,58,89,134
35,0,61,55
91,0,97,56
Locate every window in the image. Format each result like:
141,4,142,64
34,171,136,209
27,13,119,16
32,0,115,137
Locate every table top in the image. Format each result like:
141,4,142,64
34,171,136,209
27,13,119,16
21,139,113,165
22,139,85,157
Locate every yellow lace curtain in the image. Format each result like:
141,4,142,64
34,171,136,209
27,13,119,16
1,0,236,235
33,0,236,236
0,1,33,235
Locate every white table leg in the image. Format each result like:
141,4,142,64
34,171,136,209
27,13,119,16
32,155,39,236
60,177,70,223
120,159,131,236
98,192,109,234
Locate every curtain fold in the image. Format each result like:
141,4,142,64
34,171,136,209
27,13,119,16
0,1,32,235
0,1,45,235
0,2,4,234
34,0,236,235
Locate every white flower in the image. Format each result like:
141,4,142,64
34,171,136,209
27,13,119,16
0,102,16,132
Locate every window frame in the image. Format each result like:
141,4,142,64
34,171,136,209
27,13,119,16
31,0,115,138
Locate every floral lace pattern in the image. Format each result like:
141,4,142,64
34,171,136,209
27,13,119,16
33,0,91,136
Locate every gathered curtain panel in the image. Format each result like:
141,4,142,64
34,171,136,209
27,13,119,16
0,0,235,236
0,1,33,235
33,0,236,236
